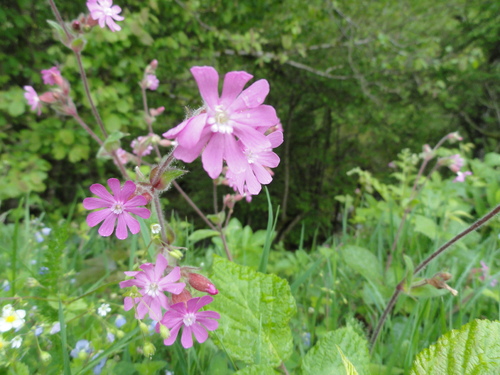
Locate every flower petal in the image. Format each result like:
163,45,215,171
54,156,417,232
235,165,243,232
202,133,225,179
107,178,122,197
86,209,113,228
89,183,115,202
224,136,249,176
177,114,209,149
154,253,168,280
229,79,269,111
117,180,136,202
181,326,194,348
123,213,140,235
231,105,279,129
191,323,209,344
83,197,111,210
232,124,271,151
252,163,272,185
220,71,253,108
98,213,117,237
190,66,220,110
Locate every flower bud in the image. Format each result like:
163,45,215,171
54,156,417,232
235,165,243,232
159,324,170,340
187,273,219,295
139,322,149,335
447,131,463,142
39,92,57,104
40,351,52,364
170,249,183,260
143,342,156,357
116,330,125,339
145,59,158,74
150,106,165,117
71,20,81,32
171,289,192,305
78,350,89,360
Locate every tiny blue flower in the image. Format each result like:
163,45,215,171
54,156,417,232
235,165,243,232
115,315,126,328
39,267,49,275
35,326,44,336
107,332,115,343
91,351,107,375
70,339,92,358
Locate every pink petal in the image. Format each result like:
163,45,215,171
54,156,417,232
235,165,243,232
123,297,134,311
202,134,225,178
115,215,128,240
181,326,194,348
197,311,221,321
163,322,182,346
163,119,189,139
89,183,115,202
165,282,186,295
231,105,279,129
98,213,117,237
220,71,253,108
119,279,139,288
232,125,271,151
266,130,284,148
193,295,214,311
125,207,150,219
224,136,249,175
107,178,122,197
123,213,141,235
86,209,113,227
177,114,209,149
252,163,272,185
190,66,220,110
229,79,269,111
191,323,209,343
149,298,162,321
83,197,111,210
117,180,136,202
154,254,168,280
106,17,121,32
124,195,147,208
244,168,262,195
258,151,280,168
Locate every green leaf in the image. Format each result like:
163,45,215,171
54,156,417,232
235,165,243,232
210,257,296,366
410,319,500,375
133,360,167,375
188,229,220,244
97,130,128,159
8,362,30,375
235,364,280,374
342,245,383,285
301,326,370,375
337,345,360,375
414,215,438,239
8,100,25,117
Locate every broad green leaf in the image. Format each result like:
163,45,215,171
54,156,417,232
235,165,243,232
188,229,220,244
210,257,296,366
337,345,360,375
414,215,438,239
235,365,280,374
133,360,167,375
410,319,500,375
342,245,382,285
301,326,370,375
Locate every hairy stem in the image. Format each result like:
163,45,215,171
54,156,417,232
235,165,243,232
371,203,500,350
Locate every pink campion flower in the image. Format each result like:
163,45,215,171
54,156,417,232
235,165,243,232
144,74,159,91
131,136,154,156
41,67,62,86
448,154,465,173
226,131,283,196
115,148,129,164
83,178,151,240
23,86,42,115
163,66,280,179
119,254,185,321
158,295,220,349
86,0,124,32
453,170,472,183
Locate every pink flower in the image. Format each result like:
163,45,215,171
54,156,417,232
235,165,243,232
23,86,42,115
144,74,159,91
131,136,154,156
453,171,472,183
83,178,151,239
87,0,124,32
226,131,283,196
448,154,464,173
115,148,129,164
158,295,220,348
163,66,280,179
119,254,185,321
41,67,62,86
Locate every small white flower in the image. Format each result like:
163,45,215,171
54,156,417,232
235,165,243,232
97,303,111,317
11,336,22,348
151,224,161,234
0,306,26,332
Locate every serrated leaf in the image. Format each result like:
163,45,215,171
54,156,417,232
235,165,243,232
235,364,280,374
410,319,500,375
337,345,360,375
210,257,296,366
301,326,370,375
342,245,383,285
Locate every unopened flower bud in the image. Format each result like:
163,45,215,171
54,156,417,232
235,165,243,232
143,342,156,357
116,330,125,339
71,20,81,32
150,106,165,117
171,289,192,305
159,324,170,340
158,139,176,147
422,144,433,160
39,92,57,104
145,59,158,74
40,351,52,364
170,249,183,260
78,350,89,360
187,273,219,295
447,131,463,142
139,322,149,335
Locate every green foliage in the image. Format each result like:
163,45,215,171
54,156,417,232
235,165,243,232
301,326,370,375
209,256,296,367
410,320,500,375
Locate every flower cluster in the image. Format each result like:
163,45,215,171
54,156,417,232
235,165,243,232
163,66,282,199
120,254,220,348
446,154,472,183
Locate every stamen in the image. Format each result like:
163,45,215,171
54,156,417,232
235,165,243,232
183,313,196,327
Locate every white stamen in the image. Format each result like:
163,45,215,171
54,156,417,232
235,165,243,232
183,312,196,327
111,203,124,214
145,282,160,297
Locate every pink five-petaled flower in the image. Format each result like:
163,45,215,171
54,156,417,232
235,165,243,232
119,254,185,321
23,86,42,115
144,74,159,91
163,66,280,179
87,0,124,32
226,130,283,196
453,171,472,183
41,67,62,86
448,154,465,173
83,178,151,240
158,295,220,349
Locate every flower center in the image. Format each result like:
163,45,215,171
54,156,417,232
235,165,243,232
208,105,233,134
111,203,124,214
6,315,16,323
103,7,113,16
245,149,256,164
183,312,196,327
145,282,160,297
